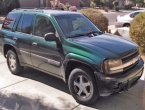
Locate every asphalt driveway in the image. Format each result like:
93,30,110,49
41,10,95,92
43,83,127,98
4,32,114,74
0,54,144,110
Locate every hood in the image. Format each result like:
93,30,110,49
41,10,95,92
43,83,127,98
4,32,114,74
72,34,137,57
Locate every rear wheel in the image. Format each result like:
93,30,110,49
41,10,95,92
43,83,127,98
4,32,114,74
7,50,23,75
68,67,99,105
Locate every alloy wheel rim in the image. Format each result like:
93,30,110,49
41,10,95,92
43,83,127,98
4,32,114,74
73,75,93,99
9,54,16,71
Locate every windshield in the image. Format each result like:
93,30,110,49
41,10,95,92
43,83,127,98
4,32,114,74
54,14,102,38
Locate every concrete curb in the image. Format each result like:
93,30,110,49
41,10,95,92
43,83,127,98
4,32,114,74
117,27,131,40
108,25,130,40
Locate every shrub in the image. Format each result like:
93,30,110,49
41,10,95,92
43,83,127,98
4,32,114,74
90,1,96,8
58,3,65,10
130,12,145,53
124,1,134,10
79,0,85,7
64,3,71,10
69,6,77,12
104,6,109,12
81,8,108,32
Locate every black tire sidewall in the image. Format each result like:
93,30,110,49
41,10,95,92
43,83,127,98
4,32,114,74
68,67,99,105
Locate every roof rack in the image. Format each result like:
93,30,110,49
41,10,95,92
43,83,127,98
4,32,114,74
12,8,48,12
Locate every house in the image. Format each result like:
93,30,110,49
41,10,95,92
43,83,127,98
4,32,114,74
19,0,45,8
18,0,80,8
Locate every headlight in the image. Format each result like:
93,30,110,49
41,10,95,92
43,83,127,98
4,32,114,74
103,59,123,74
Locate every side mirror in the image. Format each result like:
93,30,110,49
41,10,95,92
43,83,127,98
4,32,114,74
44,33,56,41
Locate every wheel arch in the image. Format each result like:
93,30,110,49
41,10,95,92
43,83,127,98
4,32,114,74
62,52,101,83
123,23,130,27
3,44,17,57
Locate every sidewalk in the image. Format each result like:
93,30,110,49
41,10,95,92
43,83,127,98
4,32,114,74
108,25,131,41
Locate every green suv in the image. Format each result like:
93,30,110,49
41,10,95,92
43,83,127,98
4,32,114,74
0,9,144,105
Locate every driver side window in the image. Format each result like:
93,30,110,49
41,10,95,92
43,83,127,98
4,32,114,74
33,15,55,37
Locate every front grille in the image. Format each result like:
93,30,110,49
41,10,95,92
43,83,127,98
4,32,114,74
123,61,138,72
122,50,139,63
122,50,139,72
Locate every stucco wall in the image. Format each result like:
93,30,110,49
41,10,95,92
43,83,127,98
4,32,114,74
19,0,40,8
18,0,80,8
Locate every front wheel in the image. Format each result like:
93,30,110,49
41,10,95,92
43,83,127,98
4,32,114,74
68,67,99,105
7,50,23,75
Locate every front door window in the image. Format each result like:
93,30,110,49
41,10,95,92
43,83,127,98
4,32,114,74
33,15,55,37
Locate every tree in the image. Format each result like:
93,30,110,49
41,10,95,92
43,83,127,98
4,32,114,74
113,0,119,11
2,0,20,14
129,0,143,3
100,0,114,8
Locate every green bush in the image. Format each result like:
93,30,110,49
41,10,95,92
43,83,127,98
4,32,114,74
81,8,109,32
130,12,145,53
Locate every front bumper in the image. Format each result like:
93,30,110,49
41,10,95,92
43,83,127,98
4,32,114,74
95,58,144,96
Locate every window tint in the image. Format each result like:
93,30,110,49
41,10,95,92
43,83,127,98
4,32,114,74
55,14,100,38
33,15,55,37
2,12,20,30
133,12,140,17
16,15,23,32
21,14,34,34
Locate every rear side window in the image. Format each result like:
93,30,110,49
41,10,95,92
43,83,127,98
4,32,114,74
16,14,34,34
2,12,20,30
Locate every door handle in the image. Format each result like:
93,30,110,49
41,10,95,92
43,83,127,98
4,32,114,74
12,37,18,41
32,42,38,46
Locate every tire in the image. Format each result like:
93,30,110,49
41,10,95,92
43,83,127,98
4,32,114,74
68,67,99,105
123,23,130,27
7,50,23,75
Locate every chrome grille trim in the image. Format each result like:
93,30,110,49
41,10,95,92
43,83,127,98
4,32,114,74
110,55,139,71
122,50,139,63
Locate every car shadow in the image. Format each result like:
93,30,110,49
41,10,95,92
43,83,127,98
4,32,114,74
17,68,145,110
0,92,64,110
19,68,70,94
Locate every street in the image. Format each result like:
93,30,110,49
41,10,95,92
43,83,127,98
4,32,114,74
103,10,133,25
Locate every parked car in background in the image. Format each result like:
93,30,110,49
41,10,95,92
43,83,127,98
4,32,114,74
0,9,144,105
116,10,145,27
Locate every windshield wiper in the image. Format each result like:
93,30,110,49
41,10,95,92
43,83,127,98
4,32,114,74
67,31,103,38
67,33,87,38
86,31,103,35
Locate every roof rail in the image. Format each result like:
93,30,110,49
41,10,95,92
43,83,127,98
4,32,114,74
12,8,46,12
